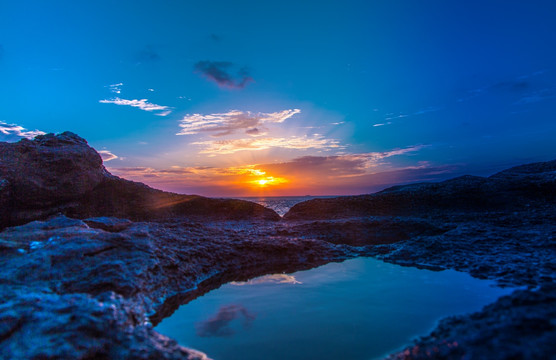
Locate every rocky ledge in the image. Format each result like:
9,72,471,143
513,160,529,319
1,132,555,359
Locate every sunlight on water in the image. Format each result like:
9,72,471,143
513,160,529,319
237,196,336,216
155,257,514,360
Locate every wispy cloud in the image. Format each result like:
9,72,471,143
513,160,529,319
257,145,428,177
0,121,45,142
514,87,556,105
194,61,253,89
98,150,118,162
177,109,301,137
106,83,123,94
99,97,171,116
193,135,343,155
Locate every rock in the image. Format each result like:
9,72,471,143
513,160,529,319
286,217,450,246
284,160,556,220
84,217,133,232
0,132,280,228
386,284,556,360
0,215,358,359
0,132,105,207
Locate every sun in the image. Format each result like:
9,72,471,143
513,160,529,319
250,176,289,188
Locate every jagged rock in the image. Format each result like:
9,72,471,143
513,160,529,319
284,160,556,220
0,132,280,228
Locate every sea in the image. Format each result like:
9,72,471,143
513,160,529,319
235,196,339,216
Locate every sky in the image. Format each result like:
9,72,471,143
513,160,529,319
1,0,556,197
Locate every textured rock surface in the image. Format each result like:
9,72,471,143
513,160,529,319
0,215,361,359
0,133,279,228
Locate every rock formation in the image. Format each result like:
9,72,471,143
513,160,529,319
0,132,280,229
283,160,556,220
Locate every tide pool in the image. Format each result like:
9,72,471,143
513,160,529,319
155,257,513,360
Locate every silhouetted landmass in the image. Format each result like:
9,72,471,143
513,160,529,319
284,162,556,220
0,132,279,228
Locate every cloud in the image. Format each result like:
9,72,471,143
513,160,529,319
105,83,123,94
193,135,343,155
135,46,160,64
177,109,300,136
194,61,253,89
256,146,426,178
99,97,171,116
98,150,118,162
195,305,255,337
0,121,45,142
514,88,556,105
210,33,222,42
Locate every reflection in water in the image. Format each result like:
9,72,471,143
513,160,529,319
195,304,256,338
156,258,514,360
231,274,302,286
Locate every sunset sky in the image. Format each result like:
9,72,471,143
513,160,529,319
1,0,556,196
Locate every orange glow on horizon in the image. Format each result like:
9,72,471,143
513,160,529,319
250,176,289,188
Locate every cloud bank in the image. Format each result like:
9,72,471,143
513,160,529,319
177,109,301,137
194,61,253,89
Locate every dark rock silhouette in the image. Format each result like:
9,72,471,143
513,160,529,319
0,132,280,228
283,160,556,220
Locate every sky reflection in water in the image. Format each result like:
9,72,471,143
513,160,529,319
155,257,514,360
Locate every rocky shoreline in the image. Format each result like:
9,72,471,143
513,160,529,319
1,132,555,359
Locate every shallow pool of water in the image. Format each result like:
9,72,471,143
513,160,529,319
155,257,513,360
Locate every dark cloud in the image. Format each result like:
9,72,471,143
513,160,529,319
135,46,160,64
194,61,253,89
210,33,222,42
245,128,261,135
195,304,255,337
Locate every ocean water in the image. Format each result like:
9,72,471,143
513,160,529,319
237,196,337,216
155,257,513,360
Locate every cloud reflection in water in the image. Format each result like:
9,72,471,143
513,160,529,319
195,304,256,338
230,274,302,286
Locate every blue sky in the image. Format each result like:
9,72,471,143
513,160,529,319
1,0,555,196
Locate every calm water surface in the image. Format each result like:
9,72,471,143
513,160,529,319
155,257,513,360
